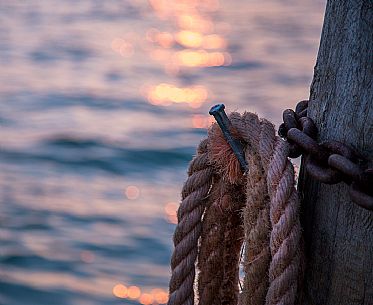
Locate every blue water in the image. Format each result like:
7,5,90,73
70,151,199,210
0,1,325,304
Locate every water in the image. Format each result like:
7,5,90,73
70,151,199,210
0,1,325,304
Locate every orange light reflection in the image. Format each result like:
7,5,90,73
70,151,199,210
177,14,214,33
147,83,207,108
128,286,141,299
164,202,179,224
176,30,203,48
175,31,226,50
139,293,154,305
113,284,128,298
175,50,227,67
112,283,169,304
125,186,140,200
153,289,169,304
145,0,231,106
203,34,226,49
192,114,214,129
156,32,174,48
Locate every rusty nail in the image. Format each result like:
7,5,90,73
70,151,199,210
209,104,249,173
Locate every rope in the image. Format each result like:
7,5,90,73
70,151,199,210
197,177,227,305
168,139,214,305
219,184,245,305
168,111,303,305
201,122,246,305
197,178,245,305
238,113,271,305
265,139,302,305
231,112,302,305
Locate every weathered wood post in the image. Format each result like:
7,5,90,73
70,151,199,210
299,1,373,304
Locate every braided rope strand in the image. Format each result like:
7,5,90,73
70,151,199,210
197,179,229,305
168,111,304,305
198,121,246,305
168,139,214,305
233,113,271,305
220,184,245,305
231,113,302,305
265,139,302,305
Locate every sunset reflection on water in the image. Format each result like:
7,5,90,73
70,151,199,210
147,83,208,108
112,283,169,304
0,0,325,304
144,0,231,108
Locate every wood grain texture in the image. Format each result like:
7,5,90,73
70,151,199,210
298,1,373,304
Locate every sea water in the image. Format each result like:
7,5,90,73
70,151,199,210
0,1,325,304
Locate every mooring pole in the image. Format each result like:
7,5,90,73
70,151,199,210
298,1,373,304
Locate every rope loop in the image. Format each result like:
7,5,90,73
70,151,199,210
168,110,303,305
168,102,372,305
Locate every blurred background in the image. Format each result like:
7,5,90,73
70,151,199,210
0,1,325,304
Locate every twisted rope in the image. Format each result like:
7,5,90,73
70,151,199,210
168,139,214,305
197,178,227,305
238,113,271,305
219,184,245,305
168,111,303,305
231,113,302,305
265,139,302,305
195,122,247,305
197,179,245,305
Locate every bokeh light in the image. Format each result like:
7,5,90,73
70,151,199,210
177,14,214,33
164,202,179,224
153,289,169,304
147,83,208,108
128,286,141,299
125,186,140,200
145,0,231,104
176,30,203,48
139,293,154,305
175,50,228,67
112,284,128,298
155,31,175,48
112,284,169,304
191,114,214,129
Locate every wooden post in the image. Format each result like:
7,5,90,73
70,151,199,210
298,1,373,304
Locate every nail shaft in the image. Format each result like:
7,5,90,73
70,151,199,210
209,104,249,173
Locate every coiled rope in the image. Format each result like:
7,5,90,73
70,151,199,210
168,111,303,305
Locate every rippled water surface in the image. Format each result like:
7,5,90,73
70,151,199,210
0,1,325,304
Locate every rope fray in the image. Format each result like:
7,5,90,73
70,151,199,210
168,111,304,305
